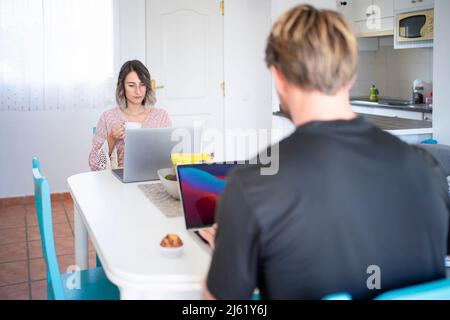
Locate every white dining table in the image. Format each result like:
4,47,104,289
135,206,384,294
67,170,211,299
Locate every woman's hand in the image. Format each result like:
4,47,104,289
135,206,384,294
198,224,218,249
107,123,125,155
110,123,125,141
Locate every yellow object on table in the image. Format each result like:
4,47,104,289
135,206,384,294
170,153,214,166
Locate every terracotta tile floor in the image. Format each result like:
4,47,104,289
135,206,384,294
0,199,96,300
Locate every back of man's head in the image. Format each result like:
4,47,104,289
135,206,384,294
265,5,358,95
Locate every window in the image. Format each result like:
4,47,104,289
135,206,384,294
0,0,116,111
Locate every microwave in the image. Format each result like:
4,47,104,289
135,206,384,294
395,8,434,49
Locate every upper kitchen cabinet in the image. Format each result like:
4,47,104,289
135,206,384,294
395,0,434,11
374,0,394,17
337,0,394,37
337,0,373,22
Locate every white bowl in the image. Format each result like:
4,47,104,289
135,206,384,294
159,245,184,258
157,168,180,200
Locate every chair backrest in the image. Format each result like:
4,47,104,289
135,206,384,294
374,278,450,300
32,157,65,300
323,278,450,300
32,158,41,171
322,293,352,300
419,144,450,176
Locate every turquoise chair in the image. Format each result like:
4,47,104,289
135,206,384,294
374,279,450,300
324,278,450,300
421,139,438,144
91,127,102,268
322,293,352,300
32,157,119,300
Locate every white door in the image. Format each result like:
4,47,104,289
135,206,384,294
146,0,224,133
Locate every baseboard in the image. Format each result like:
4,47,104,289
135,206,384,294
0,192,72,207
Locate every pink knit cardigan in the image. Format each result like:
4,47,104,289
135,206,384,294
88,106,172,171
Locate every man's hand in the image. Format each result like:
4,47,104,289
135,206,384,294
198,223,218,249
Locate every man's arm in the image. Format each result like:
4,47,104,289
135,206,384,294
199,225,218,299
202,282,216,300
413,146,450,255
204,173,260,300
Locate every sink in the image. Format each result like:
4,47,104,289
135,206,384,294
378,100,411,106
351,100,378,105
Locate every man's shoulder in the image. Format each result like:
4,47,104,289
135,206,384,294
225,158,285,205
228,163,262,185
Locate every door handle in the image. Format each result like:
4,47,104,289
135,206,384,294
151,80,165,91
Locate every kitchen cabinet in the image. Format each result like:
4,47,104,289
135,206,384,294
352,17,394,36
337,0,394,37
374,0,394,18
395,0,434,12
351,105,431,121
337,0,373,22
423,113,432,121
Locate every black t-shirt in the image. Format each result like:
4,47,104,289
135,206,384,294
207,116,450,300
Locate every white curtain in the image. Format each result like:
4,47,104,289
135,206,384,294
0,0,116,111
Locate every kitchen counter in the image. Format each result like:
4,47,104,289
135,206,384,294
358,113,432,136
272,111,433,143
350,97,432,113
273,111,431,131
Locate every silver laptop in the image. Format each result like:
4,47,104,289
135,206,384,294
112,127,200,183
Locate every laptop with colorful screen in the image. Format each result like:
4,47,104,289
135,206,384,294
176,162,245,231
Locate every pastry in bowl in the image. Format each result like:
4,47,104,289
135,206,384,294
159,233,184,258
160,233,183,248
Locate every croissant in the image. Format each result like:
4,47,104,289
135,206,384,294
160,233,183,248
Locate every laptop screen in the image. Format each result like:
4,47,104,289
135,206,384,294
177,163,240,230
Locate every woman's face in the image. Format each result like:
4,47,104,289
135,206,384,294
124,71,146,106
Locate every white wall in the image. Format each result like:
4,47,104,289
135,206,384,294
0,0,341,197
224,0,273,159
272,0,336,19
117,0,146,64
0,109,105,197
0,0,146,198
433,0,450,145
352,40,434,100
271,0,337,111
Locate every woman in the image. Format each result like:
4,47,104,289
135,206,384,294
89,60,171,170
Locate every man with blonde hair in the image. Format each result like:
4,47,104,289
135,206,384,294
201,4,449,299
